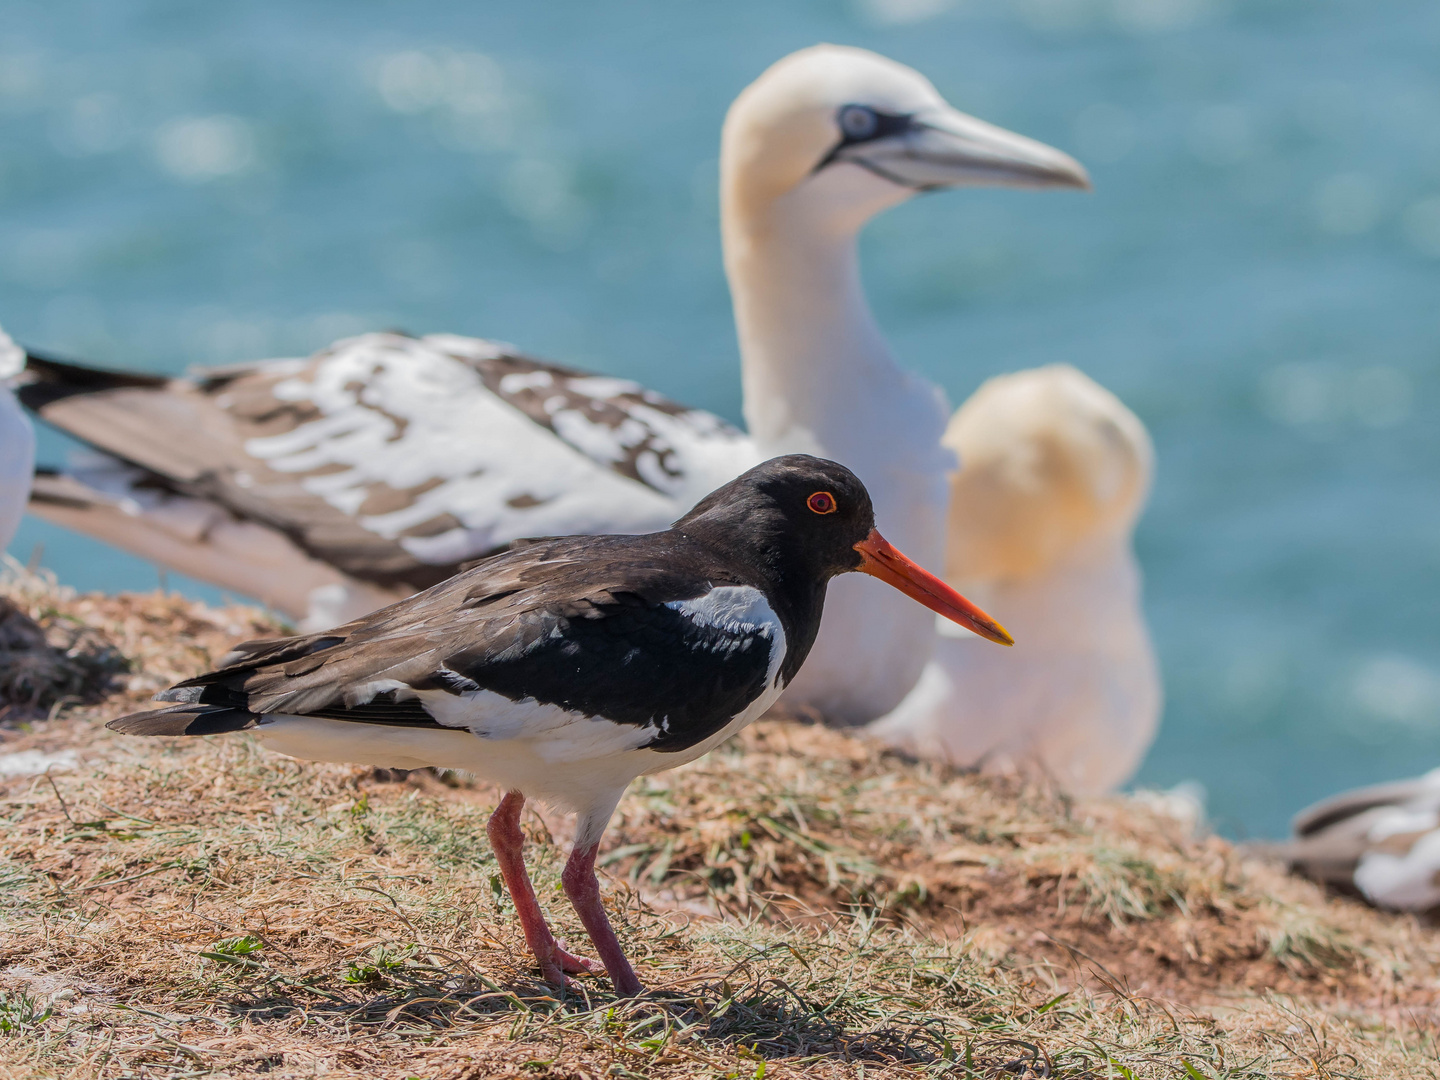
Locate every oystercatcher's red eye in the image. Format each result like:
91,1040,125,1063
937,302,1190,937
807,491,837,515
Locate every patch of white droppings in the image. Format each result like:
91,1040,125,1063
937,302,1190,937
0,749,78,777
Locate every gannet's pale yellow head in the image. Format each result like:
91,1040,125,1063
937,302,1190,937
721,44,1090,235
944,365,1153,584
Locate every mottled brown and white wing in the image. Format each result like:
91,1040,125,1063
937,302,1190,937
21,333,756,596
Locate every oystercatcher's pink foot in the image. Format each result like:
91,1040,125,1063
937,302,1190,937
552,942,596,976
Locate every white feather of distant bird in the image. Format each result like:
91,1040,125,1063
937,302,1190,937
19,45,1088,723
1277,767,1440,911
0,326,35,554
869,365,1161,794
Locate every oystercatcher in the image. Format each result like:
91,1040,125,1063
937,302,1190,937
870,366,1160,795
22,44,1085,723
108,455,1012,996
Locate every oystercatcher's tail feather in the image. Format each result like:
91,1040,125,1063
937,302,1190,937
106,703,259,737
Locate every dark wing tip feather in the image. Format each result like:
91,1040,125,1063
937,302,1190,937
28,468,107,510
17,353,171,411
107,704,259,737
1291,775,1437,837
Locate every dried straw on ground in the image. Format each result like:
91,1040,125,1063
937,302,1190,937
1,571,1437,1078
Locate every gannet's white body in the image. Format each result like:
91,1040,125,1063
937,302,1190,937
21,46,1087,724
0,328,34,554
719,47,1088,719
869,366,1160,793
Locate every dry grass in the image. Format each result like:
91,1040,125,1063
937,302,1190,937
1,572,1438,1078
602,725,1440,1009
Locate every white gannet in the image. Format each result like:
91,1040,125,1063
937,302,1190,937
868,365,1161,794
0,326,34,554
18,45,1087,722
1277,769,1440,911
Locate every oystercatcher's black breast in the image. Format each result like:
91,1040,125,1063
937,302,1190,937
439,585,783,751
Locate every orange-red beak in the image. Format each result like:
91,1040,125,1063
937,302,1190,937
854,529,1014,647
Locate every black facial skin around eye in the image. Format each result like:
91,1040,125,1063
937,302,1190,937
813,104,914,172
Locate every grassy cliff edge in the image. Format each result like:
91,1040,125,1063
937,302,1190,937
1,569,1436,1079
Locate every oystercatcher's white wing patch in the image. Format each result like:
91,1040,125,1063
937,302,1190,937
667,585,787,688
412,688,657,759
240,333,755,566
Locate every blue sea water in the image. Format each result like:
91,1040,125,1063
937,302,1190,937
3,0,1439,838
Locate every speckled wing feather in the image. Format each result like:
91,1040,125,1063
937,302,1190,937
21,333,755,593
111,533,778,754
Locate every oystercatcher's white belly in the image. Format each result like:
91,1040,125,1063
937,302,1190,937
250,679,786,816
253,704,653,814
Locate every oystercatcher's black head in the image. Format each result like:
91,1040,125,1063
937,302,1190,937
678,455,1014,646
680,455,874,576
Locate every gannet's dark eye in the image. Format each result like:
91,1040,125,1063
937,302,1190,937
838,105,879,141
814,106,914,175
807,491,838,515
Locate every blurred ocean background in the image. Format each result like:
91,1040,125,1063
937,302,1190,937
2,0,1439,837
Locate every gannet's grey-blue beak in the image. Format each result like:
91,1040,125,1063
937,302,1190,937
832,104,1091,193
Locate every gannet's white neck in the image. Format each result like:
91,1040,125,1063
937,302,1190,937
723,166,952,563
727,167,948,448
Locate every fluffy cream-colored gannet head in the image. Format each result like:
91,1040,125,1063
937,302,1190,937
721,44,1090,237
943,365,1153,585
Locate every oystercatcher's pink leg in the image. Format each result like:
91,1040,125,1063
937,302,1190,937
486,791,595,985
562,839,643,997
